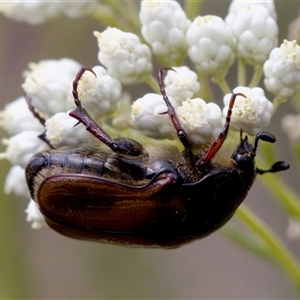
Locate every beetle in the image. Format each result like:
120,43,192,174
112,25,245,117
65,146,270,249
25,67,289,248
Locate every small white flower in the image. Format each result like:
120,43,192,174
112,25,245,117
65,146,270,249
281,114,300,144
223,87,273,136
70,66,122,119
177,98,224,145
163,67,200,105
94,28,152,85
4,165,30,198
25,199,47,229
0,97,44,136
225,4,278,66
22,58,82,117
131,93,175,139
45,112,98,148
264,40,300,100
228,0,277,21
139,0,191,62
0,131,48,168
0,1,59,24
186,15,236,76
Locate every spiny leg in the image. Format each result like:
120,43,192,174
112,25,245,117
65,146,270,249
24,94,53,148
69,67,143,156
197,92,245,170
158,68,194,161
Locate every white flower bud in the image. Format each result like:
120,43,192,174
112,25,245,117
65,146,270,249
163,67,200,105
0,1,59,24
281,114,300,144
264,40,300,100
94,28,152,85
22,58,82,116
225,4,278,66
186,15,236,76
0,131,48,168
228,0,277,21
0,97,44,135
139,0,191,62
131,93,175,139
45,112,97,148
25,199,47,229
177,98,224,145
223,87,273,136
4,166,30,198
70,66,122,119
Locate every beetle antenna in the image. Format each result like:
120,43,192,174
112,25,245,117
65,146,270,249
24,94,53,148
251,131,290,174
252,131,276,156
256,161,290,174
197,92,245,171
158,68,194,162
70,67,143,156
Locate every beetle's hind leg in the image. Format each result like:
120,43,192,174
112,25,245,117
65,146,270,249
24,94,53,148
70,67,143,157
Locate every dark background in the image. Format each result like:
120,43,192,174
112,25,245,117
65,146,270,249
0,1,299,298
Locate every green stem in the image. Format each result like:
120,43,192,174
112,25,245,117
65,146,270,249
196,72,213,102
273,95,288,111
145,74,160,94
258,142,300,217
249,65,263,87
236,205,300,290
237,58,247,86
109,1,140,33
222,223,274,262
184,1,203,20
260,172,300,217
92,5,120,28
213,74,231,94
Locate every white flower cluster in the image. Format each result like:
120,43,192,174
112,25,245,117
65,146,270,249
22,59,81,116
1,0,297,229
264,40,300,100
0,1,99,24
94,28,153,85
223,87,273,136
225,2,278,66
139,0,191,63
186,15,236,76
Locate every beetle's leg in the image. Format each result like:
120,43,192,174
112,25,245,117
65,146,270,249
24,94,53,148
197,92,245,171
70,67,143,156
158,68,194,161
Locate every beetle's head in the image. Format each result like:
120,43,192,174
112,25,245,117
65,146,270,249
232,131,289,189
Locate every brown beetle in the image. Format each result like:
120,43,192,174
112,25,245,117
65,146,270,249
25,68,289,248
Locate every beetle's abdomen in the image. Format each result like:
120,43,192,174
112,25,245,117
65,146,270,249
25,148,148,201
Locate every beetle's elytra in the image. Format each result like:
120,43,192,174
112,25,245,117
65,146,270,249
25,67,289,248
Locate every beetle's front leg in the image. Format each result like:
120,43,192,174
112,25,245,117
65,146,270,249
70,67,143,156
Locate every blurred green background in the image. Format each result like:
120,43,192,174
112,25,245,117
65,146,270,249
0,1,299,299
